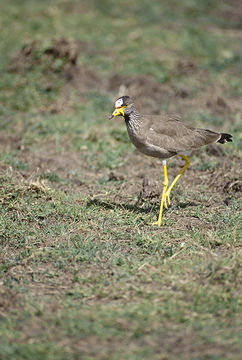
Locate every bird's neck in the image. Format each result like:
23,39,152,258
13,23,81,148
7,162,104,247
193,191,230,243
124,109,141,133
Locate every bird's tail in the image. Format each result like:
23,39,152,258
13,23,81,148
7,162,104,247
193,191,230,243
217,133,233,144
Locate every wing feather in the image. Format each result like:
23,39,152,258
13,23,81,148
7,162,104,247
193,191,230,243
145,115,220,152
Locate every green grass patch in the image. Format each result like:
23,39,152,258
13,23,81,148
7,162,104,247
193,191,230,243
0,0,241,359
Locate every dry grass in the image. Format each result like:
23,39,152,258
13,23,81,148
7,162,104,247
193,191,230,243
0,0,241,359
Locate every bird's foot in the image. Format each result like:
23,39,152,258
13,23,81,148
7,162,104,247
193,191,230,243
149,220,162,227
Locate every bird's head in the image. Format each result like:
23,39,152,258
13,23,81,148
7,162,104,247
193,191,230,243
109,96,134,119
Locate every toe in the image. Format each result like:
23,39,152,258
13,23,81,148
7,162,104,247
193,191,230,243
148,220,162,227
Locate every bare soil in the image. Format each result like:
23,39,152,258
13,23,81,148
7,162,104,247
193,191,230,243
3,38,241,217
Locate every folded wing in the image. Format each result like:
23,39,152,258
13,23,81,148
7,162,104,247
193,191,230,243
146,115,221,153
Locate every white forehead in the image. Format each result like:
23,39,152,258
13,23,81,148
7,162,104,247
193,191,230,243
115,98,123,108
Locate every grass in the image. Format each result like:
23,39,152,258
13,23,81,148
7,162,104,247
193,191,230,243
0,0,242,359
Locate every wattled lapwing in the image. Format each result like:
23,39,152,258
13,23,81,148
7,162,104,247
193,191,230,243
110,96,233,226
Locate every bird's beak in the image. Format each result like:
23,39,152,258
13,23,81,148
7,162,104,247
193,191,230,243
109,106,124,119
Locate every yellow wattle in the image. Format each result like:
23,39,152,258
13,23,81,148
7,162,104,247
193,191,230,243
112,106,124,117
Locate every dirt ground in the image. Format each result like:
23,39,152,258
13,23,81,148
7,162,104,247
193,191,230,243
1,1,241,356
3,38,242,221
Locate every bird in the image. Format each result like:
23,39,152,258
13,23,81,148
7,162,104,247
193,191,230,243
109,95,233,226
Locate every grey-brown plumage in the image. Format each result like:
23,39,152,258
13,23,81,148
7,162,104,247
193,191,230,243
110,96,232,160
110,95,233,226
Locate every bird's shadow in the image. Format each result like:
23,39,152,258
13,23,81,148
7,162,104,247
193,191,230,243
86,198,200,214
87,198,152,214
175,201,200,209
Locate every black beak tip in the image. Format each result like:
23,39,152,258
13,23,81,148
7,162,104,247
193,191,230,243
109,114,114,120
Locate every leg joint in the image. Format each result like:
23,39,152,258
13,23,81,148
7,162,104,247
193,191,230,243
179,155,190,165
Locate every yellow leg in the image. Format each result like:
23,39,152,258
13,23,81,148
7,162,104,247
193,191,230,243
165,155,190,206
151,161,169,226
